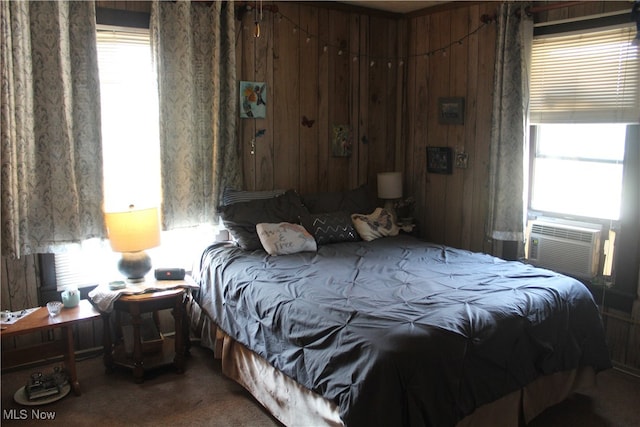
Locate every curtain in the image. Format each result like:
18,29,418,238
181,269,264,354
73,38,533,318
151,0,241,230
1,1,104,259
486,3,533,251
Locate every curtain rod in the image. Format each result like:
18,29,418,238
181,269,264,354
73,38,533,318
526,1,590,15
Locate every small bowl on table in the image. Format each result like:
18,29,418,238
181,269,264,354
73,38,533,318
46,301,63,317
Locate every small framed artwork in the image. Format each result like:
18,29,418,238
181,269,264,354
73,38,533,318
332,124,352,157
438,97,465,125
426,146,453,174
240,81,266,119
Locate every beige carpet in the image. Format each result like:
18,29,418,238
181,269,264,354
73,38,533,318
1,344,639,426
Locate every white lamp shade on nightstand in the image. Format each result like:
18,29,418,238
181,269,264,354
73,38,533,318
377,172,403,200
105,207,160,253
104,206,161,282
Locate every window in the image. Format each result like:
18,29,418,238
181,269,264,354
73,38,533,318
97,25,161,211
54,24,216,290
529,23,639,222
530,123,626,220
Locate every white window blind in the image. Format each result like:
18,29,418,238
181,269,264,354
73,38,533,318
54,240,119,290
530,25,639,124
96,25,161,212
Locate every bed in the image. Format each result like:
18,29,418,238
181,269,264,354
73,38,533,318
188,188,611,427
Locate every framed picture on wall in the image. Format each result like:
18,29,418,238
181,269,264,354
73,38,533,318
438,97,465,125
240,81,267,118
426,146,453,174
332,124,352,157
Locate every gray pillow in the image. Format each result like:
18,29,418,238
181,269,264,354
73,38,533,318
301,185,377,215
221,187,285,206
300,211,360,245
219,190,309,250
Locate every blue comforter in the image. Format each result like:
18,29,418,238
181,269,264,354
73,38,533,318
195,235,611,427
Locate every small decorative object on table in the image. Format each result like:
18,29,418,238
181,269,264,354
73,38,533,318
61,285,80,308
155,268,186,281
46,301,63,317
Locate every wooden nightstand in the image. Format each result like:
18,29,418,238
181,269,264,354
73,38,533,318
0,299,101,395
101,287,190,383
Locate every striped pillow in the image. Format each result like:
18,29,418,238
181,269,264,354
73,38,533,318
221,187,285,206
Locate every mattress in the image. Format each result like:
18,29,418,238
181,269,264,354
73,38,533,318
193,234,611,426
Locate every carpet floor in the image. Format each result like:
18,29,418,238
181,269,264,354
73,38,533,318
1,344,638,426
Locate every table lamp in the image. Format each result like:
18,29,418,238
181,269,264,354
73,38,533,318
104,206,161,283
377,172,402,220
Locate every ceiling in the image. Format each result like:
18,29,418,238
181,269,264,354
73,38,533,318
338,1,446,14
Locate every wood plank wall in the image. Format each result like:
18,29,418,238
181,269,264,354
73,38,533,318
405,2,497,253
237,3,401,194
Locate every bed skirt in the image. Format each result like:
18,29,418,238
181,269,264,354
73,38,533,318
187,294,597,427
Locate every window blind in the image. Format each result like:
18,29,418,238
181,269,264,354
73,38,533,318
530,25,639,124
54,243,118,290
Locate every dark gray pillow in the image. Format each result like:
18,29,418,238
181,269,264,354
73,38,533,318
300,211,360,245
219,190,309,250
221,187,285,206
301,185,377,215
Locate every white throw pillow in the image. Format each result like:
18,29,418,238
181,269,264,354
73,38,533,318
351,208,400,241
256,222,317,255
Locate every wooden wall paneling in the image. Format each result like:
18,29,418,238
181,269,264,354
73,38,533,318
366,17,389,181
628,320,640,369
255,11,275,191
1,255,39,311
425,10,451,245
273,2,301,191
348,13,361,190
298,6,320,195
239,13,257,189
327,9,351,192
407,15,430,237
567,1,606,19
317,8,330,192
394,19,408,176
75,320,98,350
460,5,481,251
357,14,370,188
602,1,631,14
606,314,629,365
1,255,42,350
443,8,469,248
472,2,496,254
542,4,569,22
384,20,399,175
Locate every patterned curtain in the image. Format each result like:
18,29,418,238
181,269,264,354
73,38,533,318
151,0,241,230
0,1,104,259
487,3,533,251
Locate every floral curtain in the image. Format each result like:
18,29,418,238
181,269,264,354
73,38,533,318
487,3,533,251
1,1,104,259
151,0,241,230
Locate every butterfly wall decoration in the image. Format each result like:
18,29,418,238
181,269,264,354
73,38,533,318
301,116,315,128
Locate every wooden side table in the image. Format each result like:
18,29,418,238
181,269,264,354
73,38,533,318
0,299,101,395
101,288,189,383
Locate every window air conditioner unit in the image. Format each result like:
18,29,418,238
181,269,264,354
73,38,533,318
527,219,601,279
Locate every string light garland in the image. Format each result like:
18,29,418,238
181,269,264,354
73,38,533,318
261,9,497,68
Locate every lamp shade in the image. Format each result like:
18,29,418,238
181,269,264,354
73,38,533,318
377,172,402,199
104,206,160,253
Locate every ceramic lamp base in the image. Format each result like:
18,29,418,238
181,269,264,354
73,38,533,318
118,251,152,283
